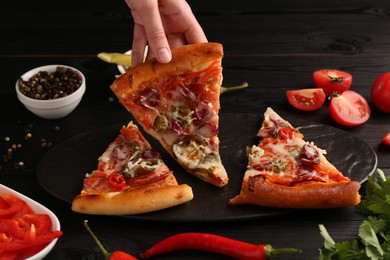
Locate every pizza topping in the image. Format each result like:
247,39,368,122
112,142,139,161
141,148,161,160
193,101,214,123
300,144,320,166
278,127,293,140
108,174,126,190
136,88,159,109
126,167,170,186
196,122,218,138
268,158,289,173
170,106,193,127
247,145,265,162
153,115,169,132
173,135,206,168
123,157,165,179
258,118,293,140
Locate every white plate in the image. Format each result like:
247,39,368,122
117,46,148,74
0,184,61,260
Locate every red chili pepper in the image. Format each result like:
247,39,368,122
110,251,138,260
84,220,138,260
108,174,126,190
141,232,301,260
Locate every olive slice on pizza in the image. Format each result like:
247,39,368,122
229,107,361,208
71,122,193,215
110,42,228,187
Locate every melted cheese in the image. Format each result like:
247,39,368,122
247,136,327,181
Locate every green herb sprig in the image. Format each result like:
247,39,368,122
319,169,390,260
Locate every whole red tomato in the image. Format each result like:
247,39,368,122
382,132,390,146
329,90,370,126
313,69,352,96
286,88,326,111
371,72,390,113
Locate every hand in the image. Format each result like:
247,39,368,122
125,0,208,67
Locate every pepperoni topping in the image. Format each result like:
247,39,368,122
197,122,218,138
112,143,133,161
136,88,159,108
301,144,320,165
127,167,170,186
141,148,161,159
190,84,206,101
193,101,213,122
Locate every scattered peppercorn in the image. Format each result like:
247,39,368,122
17,66,82,100
4,137,10,142
53,125,60,132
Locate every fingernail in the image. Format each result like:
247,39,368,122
157,47,172,63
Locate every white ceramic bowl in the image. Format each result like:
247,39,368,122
0,184,61,260
16,65,86,119
117,46,148,74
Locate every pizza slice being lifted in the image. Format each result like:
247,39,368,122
110,42,228,187
71,122,193,215
229,107,361,208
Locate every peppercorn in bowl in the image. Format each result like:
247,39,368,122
16,65,86,119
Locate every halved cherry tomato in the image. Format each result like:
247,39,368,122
286,88,326,111
313,69,352,96
382,132,390,146
329,90,370,126
371,72,390,113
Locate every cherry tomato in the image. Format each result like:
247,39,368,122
382,132,390,146
286,88,326,111
371,72,390,113
329,90,370,126
313,69,352,96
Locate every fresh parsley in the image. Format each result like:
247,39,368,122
319,169,390,260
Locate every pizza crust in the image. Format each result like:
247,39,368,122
72,183,193,215
111,42,223,97
229,177,361,208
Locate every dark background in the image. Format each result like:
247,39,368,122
1,1,390,259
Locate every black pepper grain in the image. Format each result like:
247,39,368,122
18,66,82,100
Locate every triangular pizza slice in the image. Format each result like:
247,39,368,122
71,122,193,215
229,107,361,208
110,42,228,187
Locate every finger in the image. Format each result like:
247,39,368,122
138,3,172,63
131,23,148,67
167,33,186,49
185,22,208,44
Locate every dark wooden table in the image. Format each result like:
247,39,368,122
2,0,390,259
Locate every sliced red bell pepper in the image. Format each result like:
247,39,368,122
0,194,26,219
0,193,63,259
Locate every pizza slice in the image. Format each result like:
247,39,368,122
229,107,361,208
110,42,228,187
71,122,193,215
